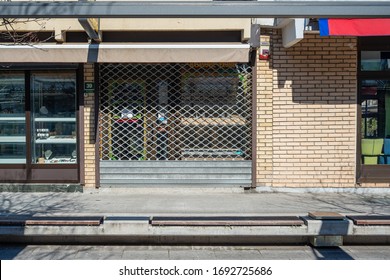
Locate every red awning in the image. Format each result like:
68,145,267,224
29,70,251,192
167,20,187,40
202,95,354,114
320,19,390,36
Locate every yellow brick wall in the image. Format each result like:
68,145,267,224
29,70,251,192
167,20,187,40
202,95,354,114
256,32,359,188
83,64,96,188
256,33,274,186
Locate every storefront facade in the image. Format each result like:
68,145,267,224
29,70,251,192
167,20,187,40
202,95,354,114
0,65,83,184
1,18,256,189
0,11,390,191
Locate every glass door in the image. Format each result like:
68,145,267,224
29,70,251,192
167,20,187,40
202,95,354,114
0,69,80,183
30,72,77,164
360,79,390,165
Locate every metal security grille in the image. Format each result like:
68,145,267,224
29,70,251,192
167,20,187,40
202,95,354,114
99,63,252,161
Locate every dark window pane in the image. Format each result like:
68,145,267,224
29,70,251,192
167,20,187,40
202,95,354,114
0,72,26,164
361,51,390,71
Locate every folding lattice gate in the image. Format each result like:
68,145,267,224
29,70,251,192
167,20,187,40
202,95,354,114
99,63,252,187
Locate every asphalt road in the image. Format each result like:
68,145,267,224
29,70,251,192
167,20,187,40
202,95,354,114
1,245,390,260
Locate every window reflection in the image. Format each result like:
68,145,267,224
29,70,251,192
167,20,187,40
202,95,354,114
31,72,77,164
0,72,26,163
361,51,390,71
361,79,390,165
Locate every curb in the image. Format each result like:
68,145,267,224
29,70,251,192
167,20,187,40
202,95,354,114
1,214,390,246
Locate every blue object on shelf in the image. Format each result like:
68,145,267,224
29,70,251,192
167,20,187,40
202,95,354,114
384,138,390,164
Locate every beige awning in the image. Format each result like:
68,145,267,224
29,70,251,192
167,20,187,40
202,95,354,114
0,43,250,63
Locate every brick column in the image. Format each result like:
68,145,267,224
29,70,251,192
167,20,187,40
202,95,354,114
256,32,274,187
83,64,97,188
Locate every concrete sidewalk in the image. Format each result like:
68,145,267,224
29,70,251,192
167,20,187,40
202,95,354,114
1,188,390,216
1,188,390,245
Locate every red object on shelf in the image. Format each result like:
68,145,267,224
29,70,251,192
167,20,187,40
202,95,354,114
115,118,139,123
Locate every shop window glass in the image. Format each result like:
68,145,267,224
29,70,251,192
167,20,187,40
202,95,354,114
361,79,390,165
31,72,77,164
0,72,26,163
361,51,390,71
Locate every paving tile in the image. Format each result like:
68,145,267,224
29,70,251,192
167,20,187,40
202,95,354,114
342,246,390,260
169,250,216,260
258,249,315,260
349,253,390,260
122,250,169,260
213,249,262,260
24,250,59,260
5,245,48,260
74,247,124,260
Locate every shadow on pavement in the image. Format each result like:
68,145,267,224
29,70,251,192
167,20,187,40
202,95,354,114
0,193,80,216
310,247,354,260
0,245,26,260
